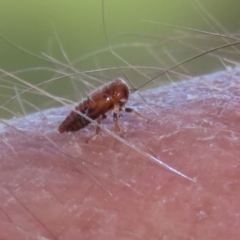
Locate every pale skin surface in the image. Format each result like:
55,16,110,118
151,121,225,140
0,68,240,240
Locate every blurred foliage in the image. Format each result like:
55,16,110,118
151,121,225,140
0,0,240,118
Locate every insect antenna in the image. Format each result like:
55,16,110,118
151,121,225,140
101,0,159,119
101,0,137,91
101,0,195,181
132,38,240,93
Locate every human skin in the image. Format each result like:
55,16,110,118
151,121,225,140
0,68,240,240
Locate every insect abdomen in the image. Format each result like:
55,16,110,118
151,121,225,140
58,99,91,133
58,78,129,134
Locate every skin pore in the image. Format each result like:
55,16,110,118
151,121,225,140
1,2,240,240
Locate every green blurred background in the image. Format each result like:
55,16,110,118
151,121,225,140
0,0,240,118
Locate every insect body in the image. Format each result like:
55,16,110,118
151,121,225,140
58,78,148,139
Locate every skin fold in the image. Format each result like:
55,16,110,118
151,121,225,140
0,68,240,240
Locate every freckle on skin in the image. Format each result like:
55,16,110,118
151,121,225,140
0,69,240,239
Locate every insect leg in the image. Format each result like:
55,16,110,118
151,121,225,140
85,114,107,143
95,114,107,135
124,107,150,123
113,112,122,135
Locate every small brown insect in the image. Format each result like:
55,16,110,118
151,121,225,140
58,78,148,140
